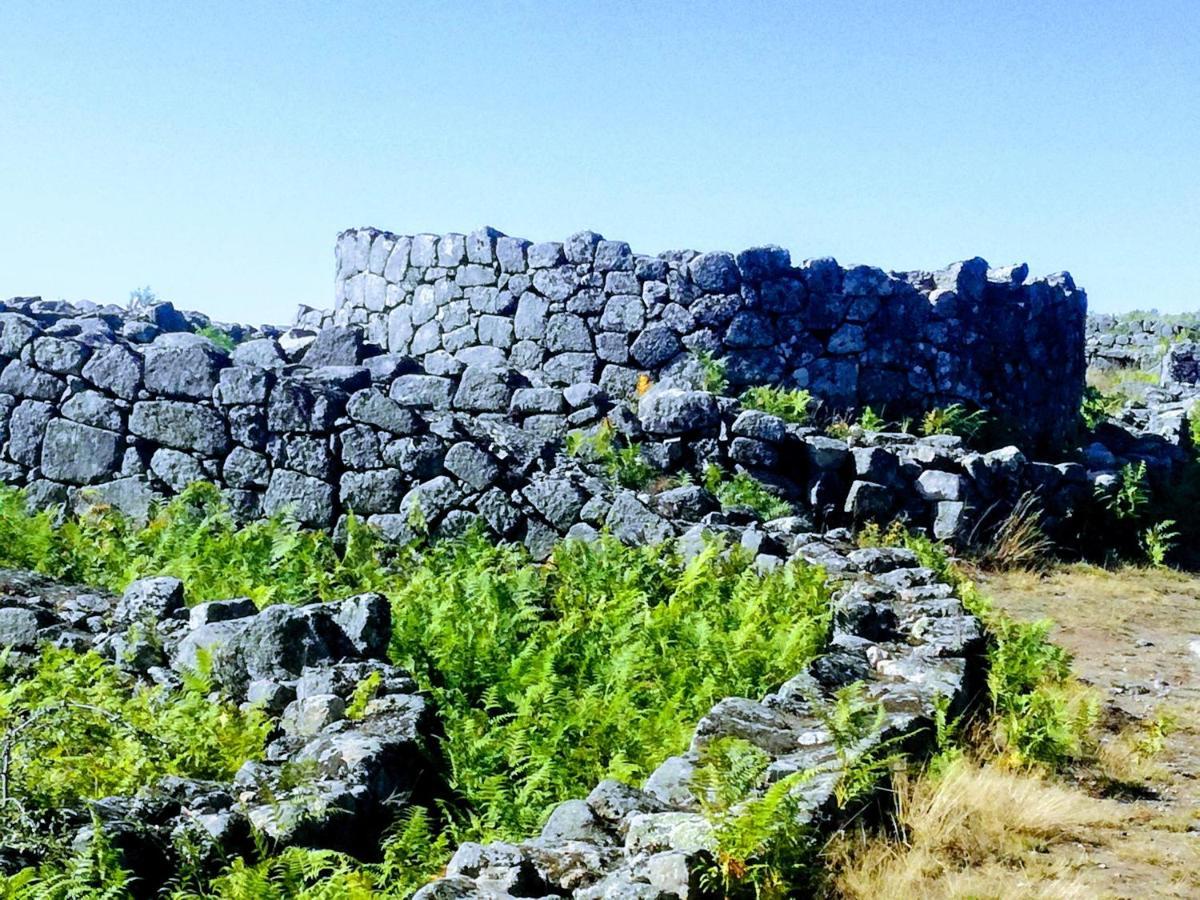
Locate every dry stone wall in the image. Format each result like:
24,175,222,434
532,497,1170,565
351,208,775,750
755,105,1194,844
1087,312,1200,373
0,294,1108,556
0,226,1100,555
308,227,1087,450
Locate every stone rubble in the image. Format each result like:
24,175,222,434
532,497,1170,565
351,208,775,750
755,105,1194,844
0,568,434,887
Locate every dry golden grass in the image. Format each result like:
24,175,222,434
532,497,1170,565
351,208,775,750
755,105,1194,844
1092,707,1179,788
1086,366,1159,394
824,562,1200,898
968,492,1055,572
828,758,1128,899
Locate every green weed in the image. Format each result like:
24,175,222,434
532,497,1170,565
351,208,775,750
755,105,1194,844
1140,519,1178,568
702,464,792,520
693,738,819,899
740,386,813,424
696,351,729,394
920,403,988,441
196,325,237,352
1094,461,1149,521
344,672,384,720
1080,385,1125,430
566,420,654,489
857,406,886,432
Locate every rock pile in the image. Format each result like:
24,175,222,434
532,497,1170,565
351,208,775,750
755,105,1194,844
0,519,983,897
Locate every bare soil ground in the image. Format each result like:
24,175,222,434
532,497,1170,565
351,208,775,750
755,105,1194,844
980,564,1200,898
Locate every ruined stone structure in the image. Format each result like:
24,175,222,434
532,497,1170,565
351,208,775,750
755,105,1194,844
0,228,1096,554
307,227,1087,451
1087,312,1200,373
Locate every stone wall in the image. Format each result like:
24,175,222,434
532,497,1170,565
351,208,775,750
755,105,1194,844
1087,312,1200,373
0,281,1157,559
303,227,1087,450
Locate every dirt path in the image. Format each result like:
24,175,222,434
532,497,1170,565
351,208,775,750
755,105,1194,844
983,565,1200,898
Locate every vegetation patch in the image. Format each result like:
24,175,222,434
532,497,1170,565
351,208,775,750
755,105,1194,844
700,463,793,521
0,486,833,895
0,647,269,870
740,385,814,423
566,419,654,489
387,531,830,839
195,325,238,352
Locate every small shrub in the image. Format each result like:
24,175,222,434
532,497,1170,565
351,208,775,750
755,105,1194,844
703,464,792,520
857,406,886,432
825,683,905,806
740,385,813,424
920,403,988,441
128,285,158,306
693,738,819,899
986,616,1098,767
1081,385,1125,430
197,325,237,352
696,351,729,394
1131,710,1177,761
608,445,655,489
1094,461,1149,521
566,421,654,489
1140,519,1178,567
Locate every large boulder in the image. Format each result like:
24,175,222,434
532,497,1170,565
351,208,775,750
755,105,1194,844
40,419,123,485
637,389,719,435
143,334,229,400
82,344,143,399
263,470,335,527
172,598,383,694
129,401,229,457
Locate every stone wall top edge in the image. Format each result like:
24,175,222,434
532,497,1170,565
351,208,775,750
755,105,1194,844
335,225,1084,299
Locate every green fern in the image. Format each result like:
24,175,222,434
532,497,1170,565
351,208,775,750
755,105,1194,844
920,403,988,440
740,385,813,424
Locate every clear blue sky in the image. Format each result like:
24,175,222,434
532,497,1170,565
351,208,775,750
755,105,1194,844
1,1,1196,324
